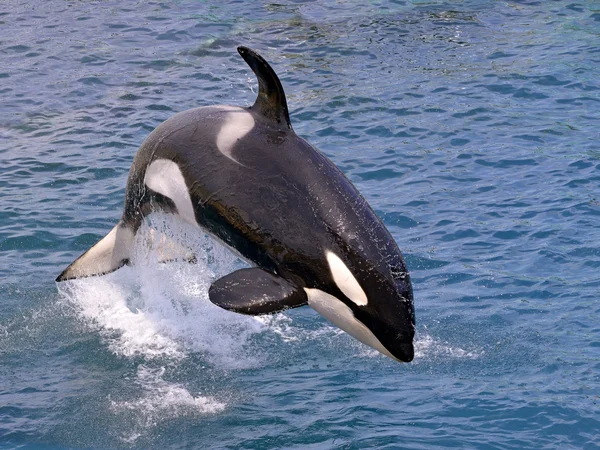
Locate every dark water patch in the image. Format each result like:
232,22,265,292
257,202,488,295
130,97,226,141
568,160,594,169
424,107,446,113
78,76,106,86
540,128,564,136
3,44,31,53
530,230,558,239
380,211,418,229
498,158,539,167
532,75,570,86
105,23,129,29
407,254,450,271
450,138,470,146
493,230,526,240
513,134,545,143
365,125,394,138
388,107,421,117
484,84,517,95
0,231,62,251
119,93,142,101
315,126,359,139
140,59,179,70
556,96,600,104
394,130,417,138
156,30,189,42
439,228,480,242
355,168,404,181
145,104,173,112
488,51,517,59
474,185,496,194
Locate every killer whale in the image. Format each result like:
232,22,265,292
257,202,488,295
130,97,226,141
56,46,416,362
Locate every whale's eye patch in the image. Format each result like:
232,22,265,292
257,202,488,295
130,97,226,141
326,251,368,306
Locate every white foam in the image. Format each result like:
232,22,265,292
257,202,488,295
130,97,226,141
111,365,226,443
348,331,483,361
414,333,484,360
56,214,284,439
58,274,184,359
112,365,226,415
253,313,341,343
57,214,269,368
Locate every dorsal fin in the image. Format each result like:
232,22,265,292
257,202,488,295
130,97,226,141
238,46,292,129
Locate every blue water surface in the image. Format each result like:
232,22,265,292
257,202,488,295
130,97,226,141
1,1,599,448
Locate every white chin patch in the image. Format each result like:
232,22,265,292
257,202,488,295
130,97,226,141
305,288,398,361
144,159,197,226
215,106,255,164
326,251,368,306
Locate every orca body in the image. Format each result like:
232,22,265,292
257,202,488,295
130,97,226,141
56,47,416,362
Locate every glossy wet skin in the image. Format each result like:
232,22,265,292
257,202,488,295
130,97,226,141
124,104,415,361
56,47,415,362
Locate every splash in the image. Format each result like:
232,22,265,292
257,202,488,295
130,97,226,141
56,214,272,368
113,365,226,415
55,212,468,443
110,365,226,443
55,214,278,439
350,331,484,361
56,217,482,368
254,313,342,343
414,332,484,360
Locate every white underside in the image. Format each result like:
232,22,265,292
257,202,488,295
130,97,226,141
144,159,197,226
304,288,398,361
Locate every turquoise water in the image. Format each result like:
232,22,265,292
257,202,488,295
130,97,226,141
1,0,599,448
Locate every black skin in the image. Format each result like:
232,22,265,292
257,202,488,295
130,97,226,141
66,47,416,361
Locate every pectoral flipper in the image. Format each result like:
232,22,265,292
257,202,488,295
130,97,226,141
208,268,307,315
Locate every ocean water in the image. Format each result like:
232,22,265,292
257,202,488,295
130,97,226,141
1,0,599,448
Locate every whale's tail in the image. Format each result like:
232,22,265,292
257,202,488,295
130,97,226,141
238,46,292,130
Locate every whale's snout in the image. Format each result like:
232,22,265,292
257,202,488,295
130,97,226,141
390,341,414,363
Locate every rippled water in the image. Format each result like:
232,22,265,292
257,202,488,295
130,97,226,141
1,1,599,448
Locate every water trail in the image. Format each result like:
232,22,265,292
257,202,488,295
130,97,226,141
54,215,278,440
110,364,226,443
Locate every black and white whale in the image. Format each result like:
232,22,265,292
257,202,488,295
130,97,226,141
56,46,416,362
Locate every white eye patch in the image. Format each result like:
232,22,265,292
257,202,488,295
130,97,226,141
326,251,368,306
